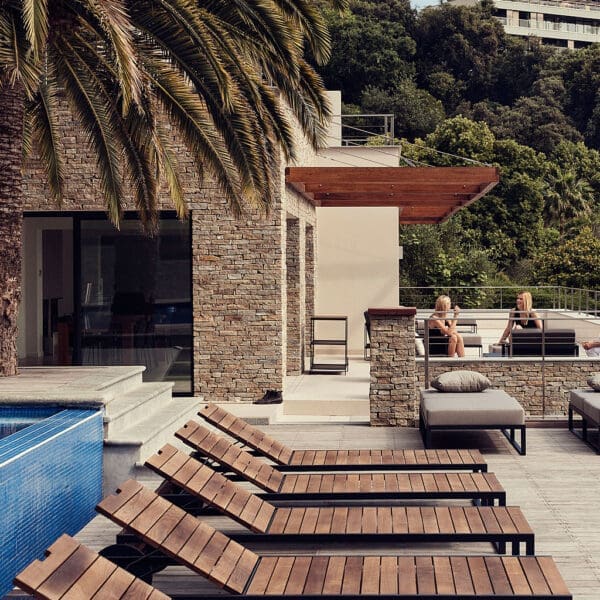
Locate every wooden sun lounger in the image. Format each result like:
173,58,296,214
14,534,169,600
199,403,487,472
145,444,534,555
97,480,572,599
176,421,506,505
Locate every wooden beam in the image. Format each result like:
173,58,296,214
285,166,500,185
315,193,474,204
303,182,483,194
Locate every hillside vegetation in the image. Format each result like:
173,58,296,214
316,0,600,297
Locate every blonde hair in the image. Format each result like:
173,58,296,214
517,291,533,312
434,295,451,313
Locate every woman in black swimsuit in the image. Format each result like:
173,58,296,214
498,291,542,344
428,295,465,357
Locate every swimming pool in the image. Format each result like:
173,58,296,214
0,406,103,598
0,407,59,440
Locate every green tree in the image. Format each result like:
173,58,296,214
415,3,505,109
534,227,600,288
361,82,445,139
0,0,341,376
317,0,416,104
559,44,600,149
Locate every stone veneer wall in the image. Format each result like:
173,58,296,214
304,224,315,363
417,358,600,418
368,308,417,426
20,103,319,401
286,219,301,375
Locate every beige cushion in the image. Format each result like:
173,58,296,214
431,370,491,393
415,338,425,356
420,389,524,426
587,374,600,391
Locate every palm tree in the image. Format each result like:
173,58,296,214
0,0,345,376
545,165,594,237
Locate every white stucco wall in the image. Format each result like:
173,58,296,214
315,206,400,354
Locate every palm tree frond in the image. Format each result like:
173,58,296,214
30,75,65,204
22,0,48,60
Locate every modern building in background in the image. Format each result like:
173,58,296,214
450,0,600,48
17,91,497,402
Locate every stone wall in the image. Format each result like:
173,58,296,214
286,219,301,374
417,358,600,418
368,308,417,426
304,225,315,362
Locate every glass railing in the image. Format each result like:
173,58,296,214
415,310,600,417
400,285,600,315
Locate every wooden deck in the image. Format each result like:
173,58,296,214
7,425,599,599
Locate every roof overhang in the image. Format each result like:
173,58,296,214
285,166,500,224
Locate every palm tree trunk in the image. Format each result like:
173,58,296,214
0,81,24,376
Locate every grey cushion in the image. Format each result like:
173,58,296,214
570,389,594,413
587,374,600,391
570,389,600,423
420,389,524,426
584,396,600,424
462,335,483,348
430,370,491,393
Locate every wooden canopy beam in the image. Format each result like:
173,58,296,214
285,166,499,224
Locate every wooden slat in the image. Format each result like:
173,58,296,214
340,556,363,595
361,556,380,594
520,558,551,595
265,556,294,594
246,556,277,594
450,556,475,595
284,556,312,595
434,556,456,594
487,555,513,594
398,556,418,594
323,556,346,594
416,556,436,594
503,556,533,595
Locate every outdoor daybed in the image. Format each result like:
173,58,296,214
420,387,526,455
569,388,600,452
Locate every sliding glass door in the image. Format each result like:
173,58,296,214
77,214,192,394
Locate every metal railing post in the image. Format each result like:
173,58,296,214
424,318,430,388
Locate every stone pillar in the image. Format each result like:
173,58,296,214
193,194,283,402
304,224,315,365
286,218,302,374
368,308,417,426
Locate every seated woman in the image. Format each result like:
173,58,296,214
498,291,542,344
428,295,465,357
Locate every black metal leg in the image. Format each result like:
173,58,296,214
568,405,573,431
511,541,519,556
521,426,526,455
526,538,535,556
497,541,506,554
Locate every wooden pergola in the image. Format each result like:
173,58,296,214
285,166,500,224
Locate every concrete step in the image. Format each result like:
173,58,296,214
103,381,174,438
103,396,200,495
92,366,146,402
